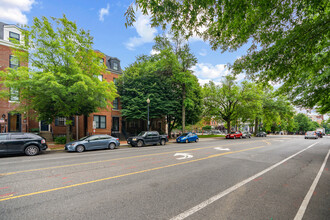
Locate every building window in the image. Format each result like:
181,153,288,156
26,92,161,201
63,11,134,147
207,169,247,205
9,55,19,69
99,58,104,66
112,117,119,131
113,98,118,110
113,62,119,70
55,117,66,126
9,88,19,101
97,74,103,81
9,32,20,42
94,115,106,129
113,78,117,85
55,117,75,126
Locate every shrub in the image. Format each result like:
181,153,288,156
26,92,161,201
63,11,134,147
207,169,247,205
202,125,212,130
29,128,39,133
54,136,67,144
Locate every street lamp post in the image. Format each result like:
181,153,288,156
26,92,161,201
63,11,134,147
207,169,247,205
147,98,150,131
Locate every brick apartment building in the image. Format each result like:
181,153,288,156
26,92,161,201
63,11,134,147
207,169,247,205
0,22,123,140
0,22,27,133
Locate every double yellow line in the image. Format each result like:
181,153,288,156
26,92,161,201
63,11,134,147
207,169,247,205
0,145,265,202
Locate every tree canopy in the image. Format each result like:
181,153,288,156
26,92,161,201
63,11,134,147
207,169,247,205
117,41,202,135
0,15,117,142
126,0,330,113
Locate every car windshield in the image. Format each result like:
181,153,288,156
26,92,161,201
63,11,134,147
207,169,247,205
230,132,236,134
138,131,147,136
181,133,189,136
307,132,314,135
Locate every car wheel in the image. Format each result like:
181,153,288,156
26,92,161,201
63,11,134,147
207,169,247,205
25,145,39,156
76,145,85,153
160,139,166,145
137,140,144,147
249,136,251,138
186,139,189,143
195,138,199,142
109,143,116,150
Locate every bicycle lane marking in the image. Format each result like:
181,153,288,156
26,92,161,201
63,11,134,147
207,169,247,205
170,142,319,220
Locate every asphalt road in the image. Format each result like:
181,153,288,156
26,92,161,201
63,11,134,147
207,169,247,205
0,136,329,220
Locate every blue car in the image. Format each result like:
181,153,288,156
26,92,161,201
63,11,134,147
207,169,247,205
65,134,120,152
176,132,199,143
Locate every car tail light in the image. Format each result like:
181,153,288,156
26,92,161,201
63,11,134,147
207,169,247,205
167,136,169,139
116,138,119,141
41,139,46,144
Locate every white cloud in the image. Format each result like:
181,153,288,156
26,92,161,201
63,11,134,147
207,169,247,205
191,63,246,86
99,3,110,21
125,10,157,50
198,79,222,86
150,49,160,55
199,49,207,56
0,0,34,24
192,63,230,81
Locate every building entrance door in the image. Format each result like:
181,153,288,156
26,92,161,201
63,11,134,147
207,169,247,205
8,113,21,132
40,121,49,131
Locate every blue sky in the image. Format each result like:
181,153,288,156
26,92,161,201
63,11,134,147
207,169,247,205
1,0,249,85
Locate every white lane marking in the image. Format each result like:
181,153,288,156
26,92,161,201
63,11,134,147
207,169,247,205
214,147,230,151
170,142,319,220
294,148,330,220
174,153,193,160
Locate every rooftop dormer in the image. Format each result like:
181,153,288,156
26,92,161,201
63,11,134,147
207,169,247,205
0,22,24,47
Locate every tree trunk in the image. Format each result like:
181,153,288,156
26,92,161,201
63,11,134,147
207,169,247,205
254,118,258,135
182,83,186,133
66,117,72,143
226,120,231,134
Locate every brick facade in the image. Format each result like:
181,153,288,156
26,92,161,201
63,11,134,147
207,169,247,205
0,22,122,139
0,25,28,133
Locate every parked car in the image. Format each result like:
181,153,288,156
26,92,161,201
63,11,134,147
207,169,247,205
0,133,47,156
242,131,251,138
127,131,168,147
65,135,120,152
226,131,243,139
256,132,267,137
176,132,199,143
305,131,318,139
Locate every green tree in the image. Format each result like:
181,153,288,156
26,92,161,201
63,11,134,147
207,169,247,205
117,48,202,136
294,113,314,133
153,35,199,132
236,81,264,134
126,0,330,113
0,15,117,143
203,76,243,133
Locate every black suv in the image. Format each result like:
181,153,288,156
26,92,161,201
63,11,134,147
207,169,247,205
0,133,48,156
127,131,168,147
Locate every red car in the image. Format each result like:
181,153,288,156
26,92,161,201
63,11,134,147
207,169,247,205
226,131,243,139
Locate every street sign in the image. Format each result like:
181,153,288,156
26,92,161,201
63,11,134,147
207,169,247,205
0,119,4,123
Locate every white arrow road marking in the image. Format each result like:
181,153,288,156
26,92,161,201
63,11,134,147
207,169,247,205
174,153,193,160
214,147,230,151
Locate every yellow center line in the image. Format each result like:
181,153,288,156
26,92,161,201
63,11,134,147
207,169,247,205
0,145,265,202
0,140,271,176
